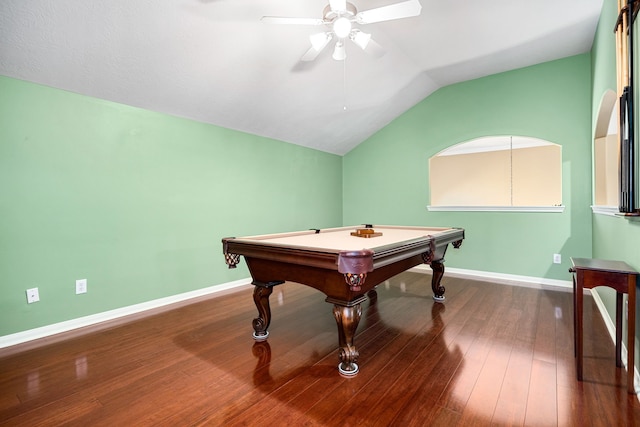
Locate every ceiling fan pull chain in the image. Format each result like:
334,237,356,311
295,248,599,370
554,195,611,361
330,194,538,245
343,56,347,111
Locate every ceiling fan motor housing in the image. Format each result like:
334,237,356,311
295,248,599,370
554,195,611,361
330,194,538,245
323,2,357,22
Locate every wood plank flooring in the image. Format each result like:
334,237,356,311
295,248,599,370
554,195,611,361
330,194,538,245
1,272,639,426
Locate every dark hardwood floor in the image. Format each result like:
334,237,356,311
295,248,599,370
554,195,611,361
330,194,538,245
1,272,639,426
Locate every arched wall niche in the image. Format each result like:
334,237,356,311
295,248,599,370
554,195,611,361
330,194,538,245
593,90,619,207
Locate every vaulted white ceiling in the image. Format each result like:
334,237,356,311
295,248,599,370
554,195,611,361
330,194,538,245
0,0,603,155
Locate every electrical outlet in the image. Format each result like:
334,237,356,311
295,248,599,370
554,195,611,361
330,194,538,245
26,288,40,304
553,253,561,264
76,279,87,294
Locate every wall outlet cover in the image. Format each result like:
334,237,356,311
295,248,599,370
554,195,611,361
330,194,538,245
26,288,40,303
76,279,87,294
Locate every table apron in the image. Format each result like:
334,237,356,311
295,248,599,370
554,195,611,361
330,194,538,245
245,250,446,304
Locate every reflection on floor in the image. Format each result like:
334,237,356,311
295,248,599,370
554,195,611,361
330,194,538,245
1,272,639,426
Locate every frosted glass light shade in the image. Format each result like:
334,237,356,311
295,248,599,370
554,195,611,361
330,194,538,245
333,17,351,38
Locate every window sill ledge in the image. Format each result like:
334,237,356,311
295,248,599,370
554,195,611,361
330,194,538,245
592,205,640,219
426,205,565,213
591,206,620,216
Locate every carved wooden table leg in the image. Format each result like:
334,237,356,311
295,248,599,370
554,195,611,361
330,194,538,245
251,281,283,341
430,259,446,302
332,303,363,377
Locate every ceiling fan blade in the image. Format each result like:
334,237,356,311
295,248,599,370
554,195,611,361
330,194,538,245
355,0,422,24
261,16,325,25
301,46,324,62
329,0,347,12
301,32,332,61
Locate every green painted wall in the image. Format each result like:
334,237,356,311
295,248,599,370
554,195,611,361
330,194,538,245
0,76,343,336
591,0,640,270
343,54,593,280
590,0,640,369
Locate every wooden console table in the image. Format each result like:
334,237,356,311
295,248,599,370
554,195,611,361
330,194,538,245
569,257,637,394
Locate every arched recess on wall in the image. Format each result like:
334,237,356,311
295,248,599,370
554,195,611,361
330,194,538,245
593,89,619,209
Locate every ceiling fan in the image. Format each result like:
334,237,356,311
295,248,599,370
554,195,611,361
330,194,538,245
261,0,422,62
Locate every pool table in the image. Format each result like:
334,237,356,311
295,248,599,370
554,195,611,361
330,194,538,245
222,224,464,376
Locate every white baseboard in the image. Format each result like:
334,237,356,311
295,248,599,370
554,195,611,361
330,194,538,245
0,278,251,350
410,265,573,290
4,266,637,394
590,288,640,394
0,268,576,351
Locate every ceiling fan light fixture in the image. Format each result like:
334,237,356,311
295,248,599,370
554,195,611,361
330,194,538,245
350,30,371,49
333,17,352,38
262,0,420,64
332,41,346,60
